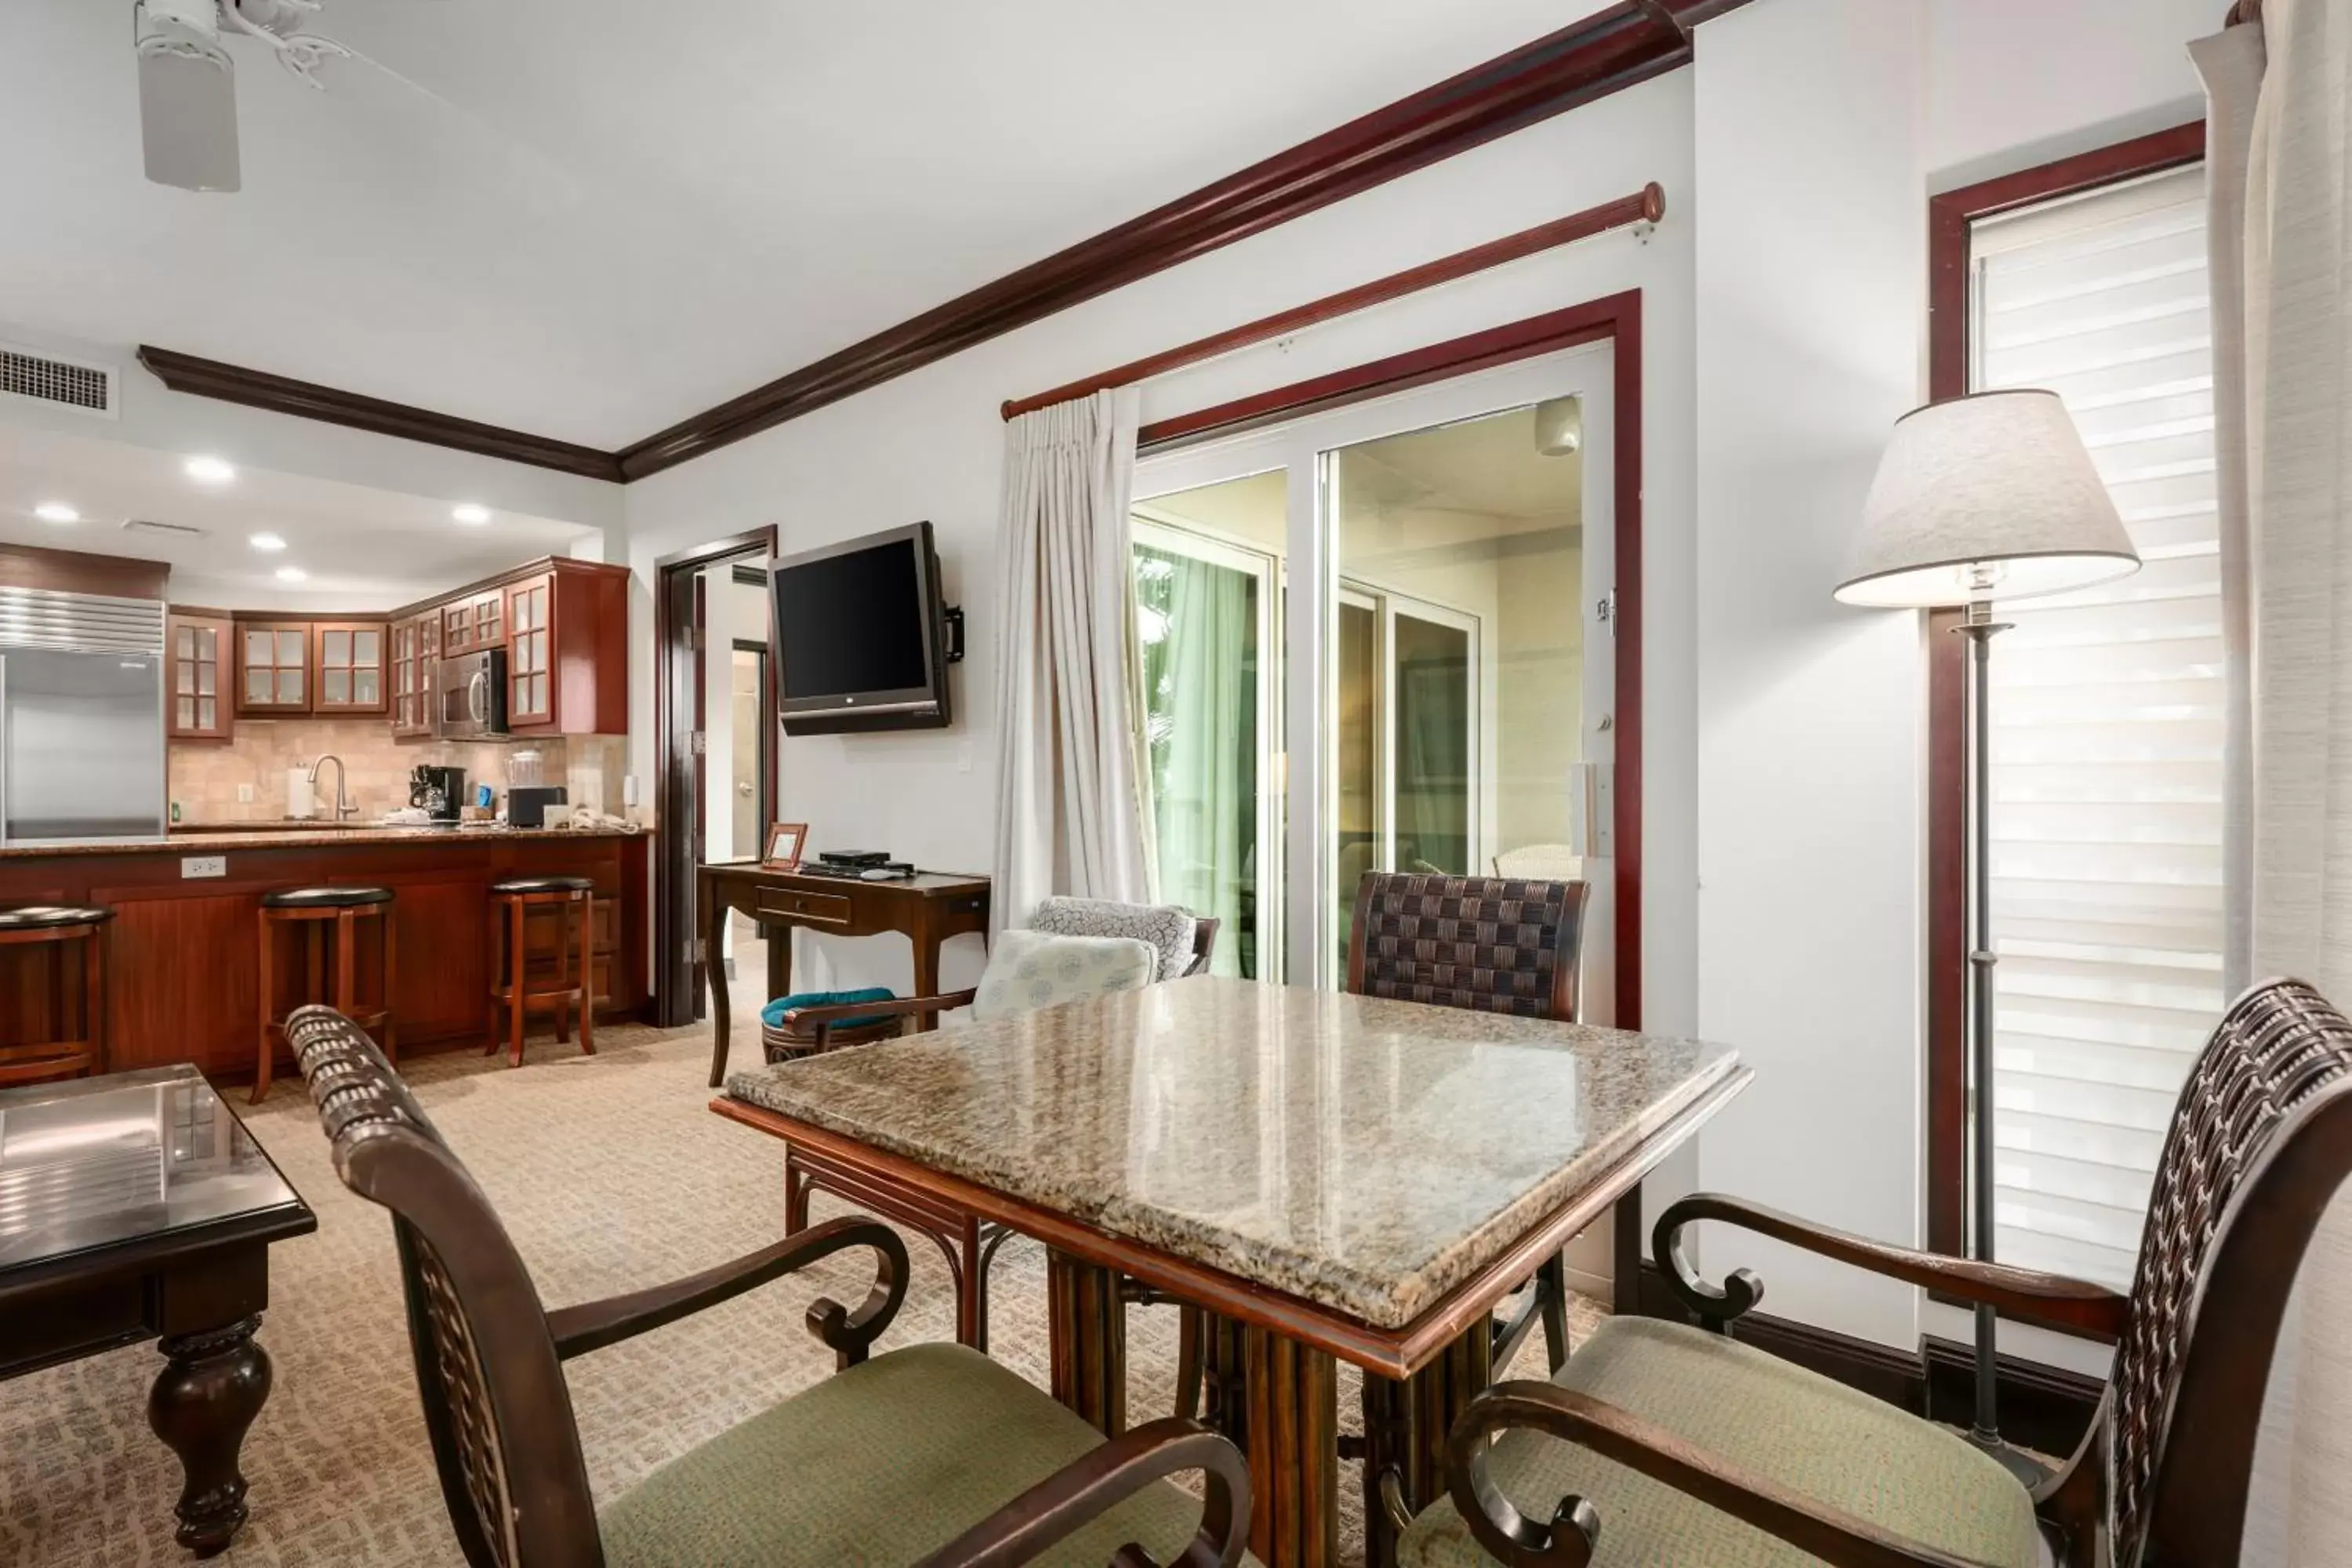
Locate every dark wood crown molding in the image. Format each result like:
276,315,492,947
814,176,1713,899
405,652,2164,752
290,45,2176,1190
615,0,1748,478
136,2,1755,485
136,347,627,485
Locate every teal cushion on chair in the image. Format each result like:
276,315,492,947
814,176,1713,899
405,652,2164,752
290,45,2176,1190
760,988,895,1030
600,1342,1240,1566
1397,1316,2042,1568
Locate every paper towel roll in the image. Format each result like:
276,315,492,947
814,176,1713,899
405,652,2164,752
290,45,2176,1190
287,768,314,820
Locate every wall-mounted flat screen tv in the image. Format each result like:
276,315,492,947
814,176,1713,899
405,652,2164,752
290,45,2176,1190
769,521,953,735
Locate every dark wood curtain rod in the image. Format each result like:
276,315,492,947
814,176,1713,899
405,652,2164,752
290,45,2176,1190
1000,182,1664,421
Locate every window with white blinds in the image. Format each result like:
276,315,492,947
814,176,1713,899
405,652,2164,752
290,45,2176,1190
1969,163,2223,1290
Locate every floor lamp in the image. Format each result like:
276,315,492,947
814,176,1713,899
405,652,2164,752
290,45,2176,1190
1835,390,2140,1480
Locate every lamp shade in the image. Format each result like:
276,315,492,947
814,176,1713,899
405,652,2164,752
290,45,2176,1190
1835,390,2139,608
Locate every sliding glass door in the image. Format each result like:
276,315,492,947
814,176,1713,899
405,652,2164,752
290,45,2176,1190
1134,342,1615,1017
1131,506,1284,979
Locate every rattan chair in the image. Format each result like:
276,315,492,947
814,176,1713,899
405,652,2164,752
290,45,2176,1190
777,902,1218,1359
285,1005,1251,1568
1403,977,2352,1568
1346,871,1592,1376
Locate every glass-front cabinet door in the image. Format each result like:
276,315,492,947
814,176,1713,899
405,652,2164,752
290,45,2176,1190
166,611,232,740
1134,341,1617,1016
237,621,310,715
312,622,387,714
506,573,554,728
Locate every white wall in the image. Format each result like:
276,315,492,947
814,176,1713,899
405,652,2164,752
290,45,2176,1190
1690,0,1931,1349
623,74,1701,1025
1924,0,2213,183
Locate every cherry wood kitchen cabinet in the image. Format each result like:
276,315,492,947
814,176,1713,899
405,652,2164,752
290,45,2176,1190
165,608,234,741
391,557,629,737
311,621,389,715
390,615,426,737
236,621,311,716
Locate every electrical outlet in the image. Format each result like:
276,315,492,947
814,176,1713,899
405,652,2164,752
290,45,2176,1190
236,783,255,804
181,855,227,880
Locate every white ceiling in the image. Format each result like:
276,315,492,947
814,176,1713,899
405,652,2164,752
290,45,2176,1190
0,422,594,609
0,0,1610,450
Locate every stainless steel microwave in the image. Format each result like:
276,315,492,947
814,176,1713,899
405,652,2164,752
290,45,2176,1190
434,648,508,740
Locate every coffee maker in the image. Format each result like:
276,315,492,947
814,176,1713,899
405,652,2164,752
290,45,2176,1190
408,764,465,822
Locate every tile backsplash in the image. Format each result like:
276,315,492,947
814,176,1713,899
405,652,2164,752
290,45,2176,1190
169,721,626,825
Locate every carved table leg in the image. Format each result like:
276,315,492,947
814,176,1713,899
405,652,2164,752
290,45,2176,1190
1359,1320,1494,1568
147,1316,273,1557
1047,1250,1127,1436
1243,1325,1339,1568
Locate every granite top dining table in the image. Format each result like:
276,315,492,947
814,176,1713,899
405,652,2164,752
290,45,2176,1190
714,975,1749,1568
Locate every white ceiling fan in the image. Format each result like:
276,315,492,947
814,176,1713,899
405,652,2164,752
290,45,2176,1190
134,0,397,193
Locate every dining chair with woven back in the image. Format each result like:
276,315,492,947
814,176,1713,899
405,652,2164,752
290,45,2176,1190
285,1004,1252,1568
1398,975,2352,1568
769,897,1219,1362
1346,870,1592,1378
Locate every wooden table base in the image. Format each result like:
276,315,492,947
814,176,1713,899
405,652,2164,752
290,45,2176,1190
1243,1325,1341,1568
1047,1250,1127,1437
1360,1321,1494,1568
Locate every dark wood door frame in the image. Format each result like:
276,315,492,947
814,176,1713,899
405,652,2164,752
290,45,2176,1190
1142,290,1649,1309
652,527,777,1027
1922,122,2205,1265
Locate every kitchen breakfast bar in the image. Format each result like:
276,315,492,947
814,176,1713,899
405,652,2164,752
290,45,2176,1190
0,826,648,1086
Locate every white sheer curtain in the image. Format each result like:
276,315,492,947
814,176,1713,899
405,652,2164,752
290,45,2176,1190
2200,2,2352,1561
990,389,1153,934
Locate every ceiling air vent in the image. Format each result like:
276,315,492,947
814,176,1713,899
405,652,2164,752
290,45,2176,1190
0,343,120,419
122,517,209,539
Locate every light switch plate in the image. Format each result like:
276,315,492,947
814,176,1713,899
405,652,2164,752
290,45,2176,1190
181,855,227,880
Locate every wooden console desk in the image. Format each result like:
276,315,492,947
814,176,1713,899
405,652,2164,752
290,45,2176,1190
697,861,990,1087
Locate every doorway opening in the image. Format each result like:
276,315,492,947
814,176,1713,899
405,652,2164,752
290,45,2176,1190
652,527,776,1027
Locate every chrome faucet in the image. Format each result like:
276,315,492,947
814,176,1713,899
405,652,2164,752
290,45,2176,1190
308,754,358,821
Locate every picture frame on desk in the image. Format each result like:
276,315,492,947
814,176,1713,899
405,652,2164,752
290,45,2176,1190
762,822,808,871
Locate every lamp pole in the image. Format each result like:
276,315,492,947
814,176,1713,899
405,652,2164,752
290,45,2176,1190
1959,601,2041,1485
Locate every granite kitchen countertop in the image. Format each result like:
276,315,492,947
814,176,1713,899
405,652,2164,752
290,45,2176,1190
0,823,645,860
726,975,1744,1330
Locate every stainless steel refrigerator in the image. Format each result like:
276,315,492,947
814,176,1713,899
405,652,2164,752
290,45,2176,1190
0,589,167,845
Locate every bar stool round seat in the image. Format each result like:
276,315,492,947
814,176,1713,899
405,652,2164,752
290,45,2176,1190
256,886,394,1104
0,905,117,931
0,905,113,1087
261,886,396,909
488,878,597,1068
488,875,594,896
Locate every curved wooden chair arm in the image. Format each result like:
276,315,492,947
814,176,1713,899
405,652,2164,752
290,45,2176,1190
1447,1381,2009,1568
782,990,982,1043
546,1214,908,1369
1653,1193,2129,1341
916,1417,1250,1568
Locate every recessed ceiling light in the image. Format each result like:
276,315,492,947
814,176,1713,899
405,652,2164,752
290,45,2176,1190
274,565,307,583
452,503,491,525
184,456,236,485
249,532,287,552
34,502,80,524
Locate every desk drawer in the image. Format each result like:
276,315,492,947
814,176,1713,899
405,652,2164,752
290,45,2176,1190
756,887,853,926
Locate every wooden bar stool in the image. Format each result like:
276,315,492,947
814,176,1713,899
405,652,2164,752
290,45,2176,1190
487,876,596,1068
0,905,114,1087
256,886,394,1104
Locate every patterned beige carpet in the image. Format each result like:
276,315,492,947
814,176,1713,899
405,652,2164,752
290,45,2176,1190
0,1016,1599,1567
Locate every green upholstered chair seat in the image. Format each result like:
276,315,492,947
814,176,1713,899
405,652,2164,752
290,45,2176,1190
1398,1316,2042,1568
600,1341,1240,1567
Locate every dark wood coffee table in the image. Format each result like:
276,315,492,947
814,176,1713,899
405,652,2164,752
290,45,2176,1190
0,1065,315,1556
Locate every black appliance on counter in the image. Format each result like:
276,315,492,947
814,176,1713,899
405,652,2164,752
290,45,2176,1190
409,765,465,822
506,786,567,829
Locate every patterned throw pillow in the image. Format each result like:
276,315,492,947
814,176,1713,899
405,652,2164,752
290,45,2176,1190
1029,896,1197,982
971,928,1160,1022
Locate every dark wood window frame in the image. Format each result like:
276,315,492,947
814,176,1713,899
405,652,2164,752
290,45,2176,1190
1142,291,1649,1309
1922,119,2206,1266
